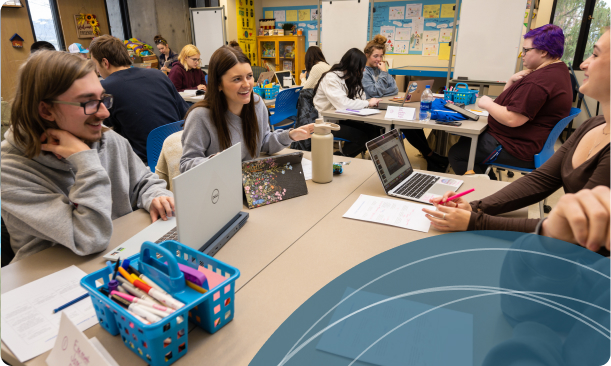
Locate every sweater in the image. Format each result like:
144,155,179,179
180,94,293,173
467,115,610,232
155,131,183,192
101,67,189,163
168,61,207,92
302,62,331,89
362,66,399,99
1,129,172,262
313,71,369,116
159,49,178,69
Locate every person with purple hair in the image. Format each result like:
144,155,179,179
448,24,572,178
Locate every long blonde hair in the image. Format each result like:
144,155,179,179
364,34,387,56
10,50,107,159
178,44,201,70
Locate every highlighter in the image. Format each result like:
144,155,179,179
132,279,185,310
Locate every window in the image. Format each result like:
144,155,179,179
551,0,610,67
26,0,64,50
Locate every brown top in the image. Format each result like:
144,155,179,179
487,62,572,161
468,115,610,232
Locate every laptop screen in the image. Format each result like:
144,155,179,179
366,129,413,193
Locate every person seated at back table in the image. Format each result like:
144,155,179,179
422,29,610,240
0,51,174,262
300,46,331,89
362,34,448,172
90,35,189,165
154,34,178,73
313,48,382,157
180,46,314,172
168,44,207,93
448,24,572,178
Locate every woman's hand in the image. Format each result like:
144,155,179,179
197,84,207,91
422,204,471,232
289,123,315,141
149,196,175,222
161,66,170,72
377,61,387,72
429,191,472,212
509,69,532,83
368,98,382,108
477,96,494,110
300,71,307,82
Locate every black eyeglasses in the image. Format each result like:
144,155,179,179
522,47,536,55
52,94,113,115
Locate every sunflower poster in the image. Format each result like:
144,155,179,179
74,13,100,38
237,0,258,66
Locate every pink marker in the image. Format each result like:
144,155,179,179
111,291,174,314
443,188,475,204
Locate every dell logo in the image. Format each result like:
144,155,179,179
211,189,220,204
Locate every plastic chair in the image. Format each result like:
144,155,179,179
146,120,184,172
484,107,581,218
205,74,208,84
268,87,303,131
251,66,266,83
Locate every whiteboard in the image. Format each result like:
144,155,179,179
453,0,527,83
321,0,370,65
190,7,227,67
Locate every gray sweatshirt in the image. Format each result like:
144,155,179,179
1,129,172,262
362,66,399,99
180,94,293,173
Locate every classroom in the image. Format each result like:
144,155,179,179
0,0,610,365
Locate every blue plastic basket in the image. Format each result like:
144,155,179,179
263,85,280,99
253,86,266,99
81,241,240,366
444,83,478,105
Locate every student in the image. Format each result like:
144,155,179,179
90,35,189,164
154,35,178,73
68,43,89,59
423,29,610,239
168,44,207,92
300,46,331,89
0,51,174,262
180,46,314,172
448,24,572,177
229,40,242,51
362,34,447,172
30,40,55,53
313,48,381,157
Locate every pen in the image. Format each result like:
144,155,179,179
443,188,475,204
53,293,90,314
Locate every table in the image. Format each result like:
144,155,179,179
321,110,395,133
389,66,454,80
178,92,204,103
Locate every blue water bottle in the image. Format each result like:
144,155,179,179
419,85,434,122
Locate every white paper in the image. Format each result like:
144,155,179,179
308,41,317,48
301,158,312,181
423,43,439,56
393,41,410,54
46,314,116,366
423,30,440,43
380,26,395,43
406,3,422,17
89,337,120,366
468,109,489,117
432,93,445,98
274,10,285,22
395,27,411,41
335,109,381,116
308,29,318,41
440,29,453,42
384,106,416,121
311,8,319,20
389,6,405,20
343,195,430,233
1,266,98,362
407,17,424,51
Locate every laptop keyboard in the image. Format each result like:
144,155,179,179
155,227,178,244
394,173,440,199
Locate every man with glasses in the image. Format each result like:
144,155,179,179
1,50,174,262
90,35,189,164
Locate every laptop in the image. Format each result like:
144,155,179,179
104,143,249,260
366,129,463,204
379,79,435,109
274,70,296,88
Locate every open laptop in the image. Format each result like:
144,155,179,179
379,79,434,109
366,129,463,204
274,70,296,88
104,143,248,260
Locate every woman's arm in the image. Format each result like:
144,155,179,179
179,109,212,173
322,73,370,110
302,63,329,89
168,67,187,92
478,96,529,127
362,68,399,99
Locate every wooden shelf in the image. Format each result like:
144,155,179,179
257,35,305,86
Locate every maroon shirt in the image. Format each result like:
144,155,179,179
487,62,572,161
168,60,207,92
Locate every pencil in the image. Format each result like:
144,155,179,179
53,293,90,314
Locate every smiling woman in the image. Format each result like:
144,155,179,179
168,44,207,92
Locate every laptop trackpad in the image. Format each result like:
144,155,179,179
428,183,457,196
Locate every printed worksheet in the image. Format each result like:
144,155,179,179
380,25,396,42
423,43,439,56
440,29,453,42
423,30,440,43
274,10,285,22
389,6,405,20
393,41,410,54
343,195,431,233
395,27,412,41
406,3,422,17
441,3,456,18
423,4,440,18
298,9,310,21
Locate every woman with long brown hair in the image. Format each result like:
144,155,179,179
179,46,314,172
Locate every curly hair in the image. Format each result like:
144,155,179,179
364,34,387,56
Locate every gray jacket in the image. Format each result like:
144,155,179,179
1,129,172,262
362,66,399,99
180,94,293,173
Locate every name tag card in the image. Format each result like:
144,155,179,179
384,106,416,121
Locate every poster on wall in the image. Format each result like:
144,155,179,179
237,0,258,66
74,13,101,38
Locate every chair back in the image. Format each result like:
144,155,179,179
269,87,303,128
147,121,184,172
251,66,267,83
205,74,208,84
534,107,581,167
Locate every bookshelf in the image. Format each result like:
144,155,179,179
257,35,305,85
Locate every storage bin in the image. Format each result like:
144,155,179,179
81,241,240,366
444,83,478,105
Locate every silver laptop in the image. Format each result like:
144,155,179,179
378,79,435,110
274,70,296,88
366,129,463,204
104,143,248,260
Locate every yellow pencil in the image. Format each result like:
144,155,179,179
186,280,208,294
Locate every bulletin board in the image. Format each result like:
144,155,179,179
368,0,460,58
262,5,321,51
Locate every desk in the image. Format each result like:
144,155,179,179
264,98,275,107
178,92,204,103
389,66,454,79
321,110,394,133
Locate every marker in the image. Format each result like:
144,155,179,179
53,293,90,314
121,259,131,270
128,265,141,277
139,275,169,294
108,259,121,293
111,294,162,323
111,291,174,314
116,277,163,305
127,310,151,325
132,278,185,310
117,267,133,283
443,188,475,204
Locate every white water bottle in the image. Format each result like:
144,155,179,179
419,85,434,122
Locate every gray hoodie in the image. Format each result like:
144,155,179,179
1,129,172,262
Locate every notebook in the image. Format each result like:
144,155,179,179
242,152,308,209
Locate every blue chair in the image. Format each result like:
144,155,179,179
146,121,184,172
268,87,303,130
484,107,581,217
205,74,208,84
